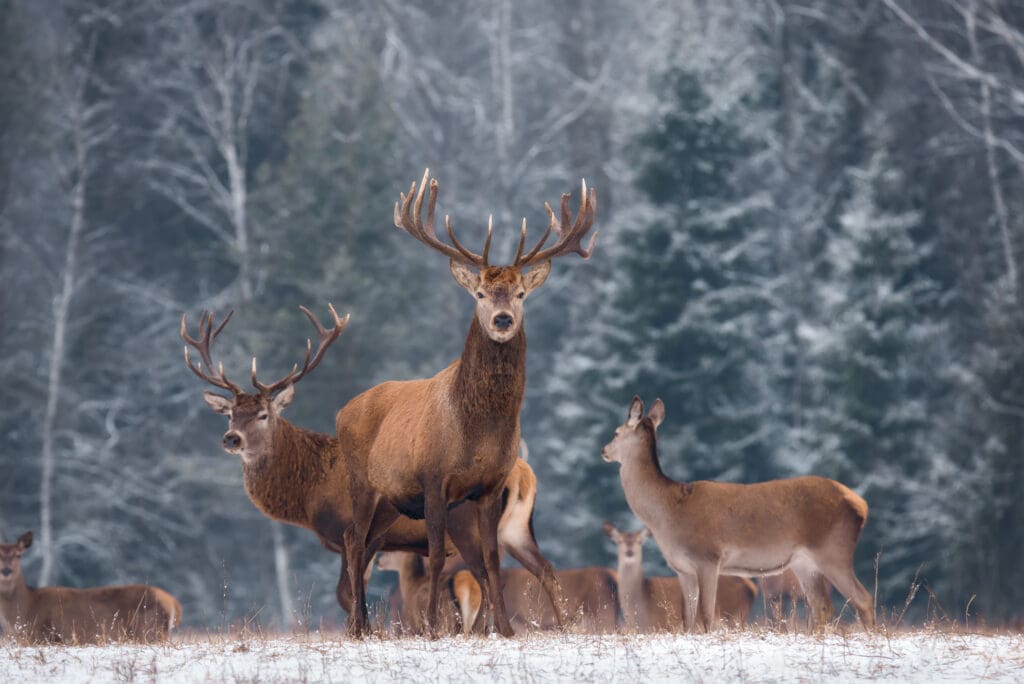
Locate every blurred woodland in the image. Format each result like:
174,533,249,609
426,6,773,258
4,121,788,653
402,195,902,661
1,0,1022,628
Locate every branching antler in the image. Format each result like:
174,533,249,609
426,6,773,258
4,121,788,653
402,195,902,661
181,310,243,394
394,169,598,270
394,168,492,267
251,304,350,395
514,179,598,267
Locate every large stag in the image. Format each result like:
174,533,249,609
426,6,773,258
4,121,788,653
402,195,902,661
183,308,566,628
602,397,875,632
335,169,597,636
0,532,181,644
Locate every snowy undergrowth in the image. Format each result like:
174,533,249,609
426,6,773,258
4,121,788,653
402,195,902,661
1,629,1022,683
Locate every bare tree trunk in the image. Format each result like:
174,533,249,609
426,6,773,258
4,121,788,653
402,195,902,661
270,521,294,630
38,111,88,587
966,1,1017,299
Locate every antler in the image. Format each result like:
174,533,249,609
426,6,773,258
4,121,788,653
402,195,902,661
181,310,243,394
251,304,350,395
393,168,492,268
514,179,598,267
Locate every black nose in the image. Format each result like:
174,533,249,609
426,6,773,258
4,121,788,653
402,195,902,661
1,568,11,577
493,314,513,330
223,433,242,450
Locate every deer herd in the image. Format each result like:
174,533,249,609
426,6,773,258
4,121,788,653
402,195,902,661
0,170,876,644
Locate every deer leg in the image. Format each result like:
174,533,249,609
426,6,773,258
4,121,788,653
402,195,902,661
817,560,875,630
476,491,515,637
422,486,449,639
446,504,492,634
504,534,567,628
678,572,699,633
342,524,370,638
696,565,719,632
335,552,353,614
792,566,831,632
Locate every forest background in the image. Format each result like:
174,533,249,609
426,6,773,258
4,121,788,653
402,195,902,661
2,0,1022,630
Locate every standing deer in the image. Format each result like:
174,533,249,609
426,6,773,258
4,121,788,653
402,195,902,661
183,308,565,628
602,396,875,632
0,532,181,644
603,523,756,631
335,169,597,636
377,551,480,635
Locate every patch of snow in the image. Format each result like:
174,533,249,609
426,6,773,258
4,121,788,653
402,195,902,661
0,631,1021,683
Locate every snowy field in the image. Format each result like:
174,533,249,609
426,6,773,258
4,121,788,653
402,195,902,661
1,629,1021,683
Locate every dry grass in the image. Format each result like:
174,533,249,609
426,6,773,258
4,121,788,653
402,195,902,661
1,620,1021,683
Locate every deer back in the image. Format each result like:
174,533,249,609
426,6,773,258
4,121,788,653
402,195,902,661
24,584,179,644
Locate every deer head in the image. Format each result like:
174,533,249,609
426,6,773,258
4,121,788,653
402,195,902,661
182,305,349,465
602,522,650,565
601,396,665,464
0,532,32,593
393,169,598,343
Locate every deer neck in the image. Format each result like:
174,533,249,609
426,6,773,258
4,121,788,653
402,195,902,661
452,316,526,426
0,577,33,632
242,419,338,526
616,559,647,627
619,434,681,523
397,555,427,602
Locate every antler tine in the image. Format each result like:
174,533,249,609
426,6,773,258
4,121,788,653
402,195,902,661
251,304,350,394
513,217,528,264
392,169,489,268
181,310,242,394
516,179,598,267
444,215,490,267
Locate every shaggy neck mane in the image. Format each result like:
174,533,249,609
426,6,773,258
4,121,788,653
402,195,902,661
452,316,526,424
242,420,338,525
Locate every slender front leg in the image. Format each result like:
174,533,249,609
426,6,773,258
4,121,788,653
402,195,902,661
423,485,449,638
477,490,514,637
678,572,699,633
447,504,492,634
696,565,719,632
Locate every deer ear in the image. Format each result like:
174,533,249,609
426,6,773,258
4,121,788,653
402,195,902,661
602,522,618,541
639,527,652,543
522,261,551,292
627,395,644,427
271,384,295,413
450,259,479,292
203,391,234,415
18,531,33,549
648,399,665,429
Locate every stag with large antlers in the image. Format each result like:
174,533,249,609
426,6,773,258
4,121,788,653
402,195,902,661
183,307,567,631
334,169,597,636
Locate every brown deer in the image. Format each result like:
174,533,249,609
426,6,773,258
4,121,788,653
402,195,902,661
428,563,617,635
334,169,597,636
0,532,181,644
500,566,618,634
602,396,875,632
377,551,480,635
183,308,565,628
603,523,756,631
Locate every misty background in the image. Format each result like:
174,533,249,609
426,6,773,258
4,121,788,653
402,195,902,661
1,0,1022,630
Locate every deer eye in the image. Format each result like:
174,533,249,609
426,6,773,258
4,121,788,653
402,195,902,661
476,292,485,299
517,291,525,299
258,413,269,421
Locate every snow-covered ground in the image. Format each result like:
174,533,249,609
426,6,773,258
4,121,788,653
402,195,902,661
1,630,1021,682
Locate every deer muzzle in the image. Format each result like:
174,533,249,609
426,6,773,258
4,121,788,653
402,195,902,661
222,432,243,452
493,313,514,331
